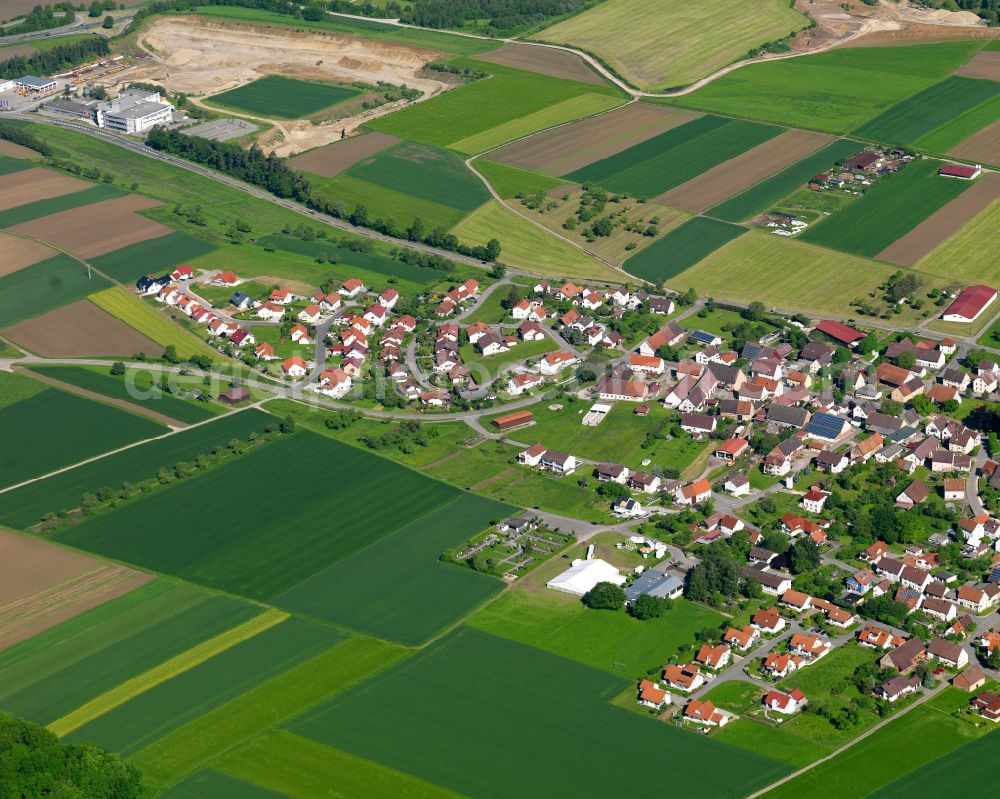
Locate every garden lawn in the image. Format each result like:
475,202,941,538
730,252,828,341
624,216,746,282
459,335,557,373
55,431,465,601
709,139,865,222
0,253,110,325
472,158,565,198
367,60,622,152
0,183,125,228
0,409,272,529
0,372,165,489
567,114,782,197
855,75,1000,147
89,231,217,283
800,158,972,257
274,493,511,645
206,76,361,119
778,642,876,695
27,365,219,424
668,42,984,134
915,196,1000,284
290,628,788,798
469,590,726,678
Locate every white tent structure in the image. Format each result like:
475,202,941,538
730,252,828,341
547,558,625,597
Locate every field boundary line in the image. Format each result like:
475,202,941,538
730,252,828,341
48,608,288,737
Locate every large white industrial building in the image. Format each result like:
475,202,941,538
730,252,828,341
43,88,174,134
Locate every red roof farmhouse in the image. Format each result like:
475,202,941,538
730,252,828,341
942,284,997,323
938,163,981,180
815,320,864,346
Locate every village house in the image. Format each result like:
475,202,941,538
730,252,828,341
637,680,670,710
662,663,704,692
875,675,921,703
684,699,730,727
763,688,806,714
926,638,968,668
751,606,786,634
695,643,731,670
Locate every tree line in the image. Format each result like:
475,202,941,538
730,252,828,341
0,36,110,79
0,123,52,156
330,0,589,35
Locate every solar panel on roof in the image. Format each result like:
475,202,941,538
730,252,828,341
804,412,844,439
691,330,716,344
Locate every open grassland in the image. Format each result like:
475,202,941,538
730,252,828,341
472,158,565,198
451,200,620,280
801,159,972,257
625,216,746,282
532,0,807,90
0,372,165,489
88,287,218,360
275,493,510,645
666,230,937,317
0,409,273,529
763,689,987,798
0,253,110,326
669,42,983,134
856,75,1000,146
915,196,1000,284
709,139,865,221
0,184,126,229
0,585,257,727
206,76,360,119
469,588,726,678
55,431,465,601
568,115,781,197
89,231,217,283
27,365,219,424
132,636,405,793
215,731,465,799
291,628,787,798
871,728,1000,798
367,60,622,153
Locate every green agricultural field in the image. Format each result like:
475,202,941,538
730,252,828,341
0,586,257,726
65,616,342,756
275,493,511,645
0,372,165,489
0,183,125,228
709,139,865,222
55,431,469,601
531,0,807,90
855,75,1000,147
915,196,1000,284
207,76,361,119
291,628,787,798
0,155,33,175
89,231,217,283
800,158,972,257
0,253,110,326
132,636,405,793
163,770,287,799
451,201,618,280
0,408,273,529
624,216,747,282
87,287,219,360
666,230,939,318
27,365,220,424
345,141,490,212
669,42,983,134
367,60,622,153
469,590,726,678
567,114,781,197
472,158,565,198
919,92,1000,156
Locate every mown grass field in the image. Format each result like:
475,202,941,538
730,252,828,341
855,75,1000,147
921,92,1000,155
668,42,983,134
367,60,622,153
800,158,972,257
715,716,832,770
778,643,875,696
207,76,361,119
666,230,937,317
88,287,220,360
567,114,781,197
473,158,567,198
531,0,807,90
89,230,217,283
54,431,472,601
624,216,746,282
27,365,219,424
916,196,1000,285
291,628,788,798
0,371,165,489
0,183,125,228
709,138,864,222
0,409,272,529
0,253,110,326
451,200,619,280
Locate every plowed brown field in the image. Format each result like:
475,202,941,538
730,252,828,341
0,232,54,276
476,43,605,86
950,118,1000,165
0,168,91,212
3,299,160,357
290,132,401,177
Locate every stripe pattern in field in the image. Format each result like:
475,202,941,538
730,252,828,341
87,229,217,283
655,129,834,213
487,103,702,176
474,42,605,86
949,116,1000,166
0,183,127,229
623,216,746,282
0,232,53,276
0,168,92,212
567,114,783,197
915,196,1000,285
289,132,401,178
877,171,1000,266
0,253,111,326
